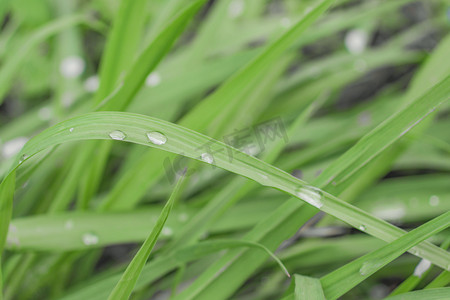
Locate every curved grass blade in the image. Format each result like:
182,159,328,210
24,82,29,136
101,0,336,210
59,238,289,300
0,82,447,271
107,175,185,300
52,0,207,211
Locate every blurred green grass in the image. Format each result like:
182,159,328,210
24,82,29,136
0,0,449,299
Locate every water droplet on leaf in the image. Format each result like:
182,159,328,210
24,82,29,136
296,186,324,209
109,130,126,141
201,153,214,164
147,131,167,145
82,232,99,246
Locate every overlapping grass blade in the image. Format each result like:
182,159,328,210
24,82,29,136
107,176,184,300
101,0,336,210
93,0,148,105
1,71,449,268
294,274,325,300
384,288,450,300
320,212,450,300
0,14,98,104
49,0,207,211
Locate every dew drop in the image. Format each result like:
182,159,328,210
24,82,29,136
296,186,324,209
20,154,29,162
1,137,28,158
7,224,20,246
228,0,245,18
429,195,440,207
59,56,85,79
38,107,52,121
280,17,291,28
84,75,99,92
109,130,126,141
82,232,99,246
65,220,74,230
146,131,167,145
358,111,372,126
345,29,368,54
201,152,214,164
373,205,406,221
359,260,382,276
359,225,366,231
62,92,75,108
410,247,420,256
145,72,161,87
162,227,173,236
259,173,269,180
178,213,189,222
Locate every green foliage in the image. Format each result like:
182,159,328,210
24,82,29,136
1,0,449,299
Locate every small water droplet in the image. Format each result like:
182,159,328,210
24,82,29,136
60,56,85,79
296,186,324,209
358,111,372,126
359,225,366,231
82,232,99,246
62,92,75,108
201,153,214,164
259,173,269,180
228,0,245,18
373,205,406,221
1,137,28,158
69,128,74,133
162,227,173,236
280,17,291,28
146,131,167,145
84,75,99,92
145,72,161,87
410,247,420,256
65,220,74,230
38,107,52,121
429,195,440,207
7,225,19,246
359,260,382,276
345,29,368,55
178,213,188,222
109,130,126,141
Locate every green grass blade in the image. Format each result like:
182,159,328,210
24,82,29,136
101,0,336,210
0,14,96,104
98,0,207,111
94,0,148,104
0,92,446,271
384,288,450,300
320,212,450,300
53,0,207,211
425,271,450,289
107,176,185,300
294,274,325,300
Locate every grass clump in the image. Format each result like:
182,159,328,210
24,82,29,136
0,0,449,299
